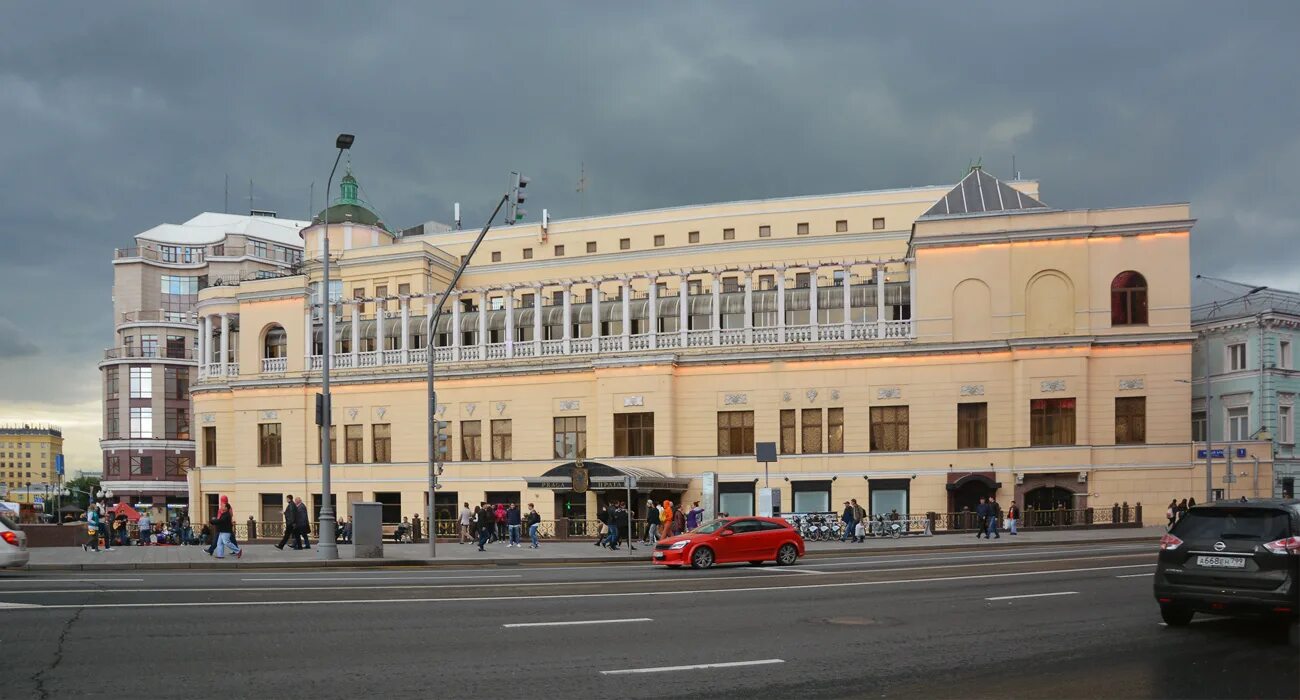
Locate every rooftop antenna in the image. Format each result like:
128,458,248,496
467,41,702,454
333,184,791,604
224,174,229,214
309,181,314,220
248,178,254,214
576,161,588,217
1012,154,1018,180
454,202,461,230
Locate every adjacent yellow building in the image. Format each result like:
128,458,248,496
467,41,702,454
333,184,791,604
1,425,64,506
189,168,1272,531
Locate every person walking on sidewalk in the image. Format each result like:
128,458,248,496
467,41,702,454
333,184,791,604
507,503,522,547
986,498,1002,539
607,502,625,550
644,499,660,544
975,497,989,539
214,501,242,559
476,502,493,551
459,502,472,544
595,506,610,548
275,494,296,550
686,502,704,531
294,497,311,550
83,504,105,552
493,503,507,542
526,503,541,549
839,501,855,543
1006,501,1020,535
672,504,685,539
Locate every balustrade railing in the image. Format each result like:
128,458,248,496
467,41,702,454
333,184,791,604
261,357,287,373
383,350,403,364
571,338,594,354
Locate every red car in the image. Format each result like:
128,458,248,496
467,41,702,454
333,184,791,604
652,516,806,569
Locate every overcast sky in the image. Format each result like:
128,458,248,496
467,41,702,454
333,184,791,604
2,2,1297,469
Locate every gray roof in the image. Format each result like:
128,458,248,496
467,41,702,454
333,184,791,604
920,167,1050,219
1192,287,1300,324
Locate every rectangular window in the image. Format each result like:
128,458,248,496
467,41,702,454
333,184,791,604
259,423,282,466
780,409,797,454
165,407,190,440
375,285,389,312
106,455,120,476
491,419,512,461
1280,405,1294,444
165,367,189,400
326,425,337,464
372,423,391,463
613,412,655,457
836,220,848,232
723,228,735,240
165,455,189,477
252,240,268,258
130,367,152,398
553,416,587,459
203,426,217,466
654,235,665,247
554,244,565,256
1030,398,1076,446
523,247,533,259
688,231,700,243
130,456,152,476
1228,407,1249,441
460,420,481,461
716,411,755,456
827,407,844,453
398,283,410,297
586,241,597,253
957,402,988,449
490,251,501,262
129,407,153,439
105,407,119,439
619,238,631,250
870,406,909,451
1228,343,1247,371
344,424,363,463
795,272,810,289
166,334,186,359
1115,397,1146,445
105,367,119,399
759,225,771,238
801,409,823,454
1280,341,1292,369
1191,411,1207,443
140,334,158,357
873,217,886,230
796,222,809,235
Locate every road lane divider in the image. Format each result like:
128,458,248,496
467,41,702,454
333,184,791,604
985,591,1079,601
0,578,144,583
242,575,523,582
1115,572,1154,578
504,617,651,628
600,659,784,675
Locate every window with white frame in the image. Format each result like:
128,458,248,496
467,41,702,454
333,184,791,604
1227,342,1247,371
1191,411,1207,443
130,407,153,439
1280,340,1292,369
1279,404,1294,444
1227,406,1249,441
129,367,152,398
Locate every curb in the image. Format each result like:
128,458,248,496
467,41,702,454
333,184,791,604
18,534,1158,572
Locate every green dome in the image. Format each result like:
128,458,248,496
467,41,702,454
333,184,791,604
315,169,386,230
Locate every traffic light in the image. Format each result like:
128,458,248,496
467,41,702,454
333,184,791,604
435,420,450,461
507,171,529,224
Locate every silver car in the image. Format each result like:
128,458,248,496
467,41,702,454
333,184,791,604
0,513,29,568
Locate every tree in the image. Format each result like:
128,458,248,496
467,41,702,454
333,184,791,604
62,475,102,511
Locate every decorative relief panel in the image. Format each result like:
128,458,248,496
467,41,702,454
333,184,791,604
960,384,985,397
436,404,447,416
830,389,841,401
260,410,278,420
375,407,388,419
623,395,645,407
346,408,359,420
1118,378,1145,391
876,387,901,400
782,391,792,403
465,402,478,416
1040,379,1066,393
724,393,748,406
805,389,818,403
495,401,508,415
202,414,215,424
559,400,581,412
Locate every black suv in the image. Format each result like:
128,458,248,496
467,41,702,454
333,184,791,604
1154,498,1299,645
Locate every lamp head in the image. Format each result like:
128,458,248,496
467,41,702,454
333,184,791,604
335,133,355,150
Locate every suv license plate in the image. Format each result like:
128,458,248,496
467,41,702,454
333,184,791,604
1196,555,1246,569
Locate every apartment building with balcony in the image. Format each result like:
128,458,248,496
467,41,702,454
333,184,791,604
188,168,1270,529
100,210,306,506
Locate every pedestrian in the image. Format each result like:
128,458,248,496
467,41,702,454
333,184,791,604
686,501,704,531
607,502,623,550
1188,497,1197,509
851,499,867,543
507,503,522,547
985,499,1001,539
138,512,152,546
459,502,473,544
83,504,102,552
975,497,989,539
526,503,541,549
494,503,507,542
661,500,675,537
476,502,493,551
294,497,311,550
595,506,610,547
672,504,685,538
1165,499,1177,530
275,494,296,550
839,501,855,542
1176,498,1188,522
645,499,660,544
1006,501,1020,535
341,517,352,543
214,501,242,559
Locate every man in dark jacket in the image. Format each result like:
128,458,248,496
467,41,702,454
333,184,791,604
506,503,522,547
986,499,1001,539
476,502,493,551
839,501,855,543
294,497,311,550
595,506,609,547
275,494,296,550
975,497,989,539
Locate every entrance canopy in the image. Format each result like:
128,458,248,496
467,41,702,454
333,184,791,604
946,473,1001,492
525,461,691,492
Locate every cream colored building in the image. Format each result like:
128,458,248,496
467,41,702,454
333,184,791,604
1,425,63,506
189,168,1272,530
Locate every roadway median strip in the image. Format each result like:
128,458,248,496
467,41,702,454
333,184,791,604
600,659,784,675
503,617,651,628
986,591,1079,601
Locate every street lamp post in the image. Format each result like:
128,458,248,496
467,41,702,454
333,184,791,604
318,132,354,561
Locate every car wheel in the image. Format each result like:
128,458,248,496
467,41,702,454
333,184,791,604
690,546,714,570
776,543,799,566
748,560,765,566
1160,604,1194,626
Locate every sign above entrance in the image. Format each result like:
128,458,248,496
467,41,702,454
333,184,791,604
571,457,590,494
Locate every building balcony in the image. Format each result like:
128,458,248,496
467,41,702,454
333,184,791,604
120,309,196,325
103,346,196,360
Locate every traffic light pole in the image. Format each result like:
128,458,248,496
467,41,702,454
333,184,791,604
427,192,510,558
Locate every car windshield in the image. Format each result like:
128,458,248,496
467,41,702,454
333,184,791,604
1173,508,1290,541
691,519,731,534
0,513,19,530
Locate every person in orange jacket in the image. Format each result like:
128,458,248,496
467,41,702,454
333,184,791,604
661,500,674,536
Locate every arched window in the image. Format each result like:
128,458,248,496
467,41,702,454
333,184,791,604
1110,271,1148,326
263,325,287,359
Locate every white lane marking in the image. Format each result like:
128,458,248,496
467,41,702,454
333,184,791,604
601,659,784,675
0,563,1152,610
0,553,1151,596
504,617,651,628
744,567,823,575
1116,573,1154,578
0,602,43,609
806,544,1152,568
0,578,144,583
1158,617,1219,626
985,591,1079,601
242,575,522,582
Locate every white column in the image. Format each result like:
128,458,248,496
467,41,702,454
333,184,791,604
876,261,887,332
590,279,602,350
478,290,488,353
198,315,208,368
907,258,917,338
533,284,544,354
504,287,515,358
302,309,311,360
562,283,572,354
743,269,753,344
621,277,631,351
678,274,689,347
218,313,229,366
451,295,462,361
648,276,658,350
400,297,410,363
809,266,820,340
842,261,853,338
776,266,787,344
711,273,721,346
376,299,386,364
351,302,360,365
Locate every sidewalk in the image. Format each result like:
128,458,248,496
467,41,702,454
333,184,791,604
17,526,1164,571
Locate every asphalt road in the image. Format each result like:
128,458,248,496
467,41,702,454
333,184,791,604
1,542,1294,699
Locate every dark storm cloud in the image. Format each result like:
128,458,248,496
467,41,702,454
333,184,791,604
1,0,1298,416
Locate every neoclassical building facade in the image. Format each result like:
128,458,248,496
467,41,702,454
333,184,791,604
188,168,1273,528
